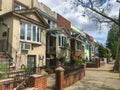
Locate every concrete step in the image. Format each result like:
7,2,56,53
0,52,7,59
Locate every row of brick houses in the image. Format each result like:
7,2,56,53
0,0,99,74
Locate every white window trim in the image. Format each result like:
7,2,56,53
59,34,67,47
20,21,42,45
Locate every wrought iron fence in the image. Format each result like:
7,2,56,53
64,64,84,75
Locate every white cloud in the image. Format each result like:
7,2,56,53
37,0,120,45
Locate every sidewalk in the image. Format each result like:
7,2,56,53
65,61,120,90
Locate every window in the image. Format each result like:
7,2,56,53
20,22,25,40
27,24,31,40
0,0,2,10
14,1,27,10
59,34,67,47
48,20,55,28
86,44,89,50
76,40,81,50
33,26,36,41
20,22,42,43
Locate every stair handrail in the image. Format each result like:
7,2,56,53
13,75,29,90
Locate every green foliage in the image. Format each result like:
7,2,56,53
0,62,7,80
106,23,119,59
21,65,31,74
74,58,85,65
98,45,111,58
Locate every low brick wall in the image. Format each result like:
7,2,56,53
64,69,85,87
87,59,105,68
27,74,47,90
0,74,47,90
87,59,100,68
56,64,86,90
0,78,14,90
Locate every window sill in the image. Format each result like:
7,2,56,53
59,46,67,49
76,50,81,51
20,40,42,45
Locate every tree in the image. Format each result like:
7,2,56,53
98,44,111,58
69,0,120,71
106,23,119,59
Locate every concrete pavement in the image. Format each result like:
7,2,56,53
65,62,120,90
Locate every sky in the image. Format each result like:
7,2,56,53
38,0,120,45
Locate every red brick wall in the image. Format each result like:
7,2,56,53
28,74,47,90
57,14,71,32
75,51,82,59
86,59,103,68
0,79,14,90
56,64,86,89
64,69,85,87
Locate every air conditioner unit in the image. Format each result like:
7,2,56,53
21,43,31,50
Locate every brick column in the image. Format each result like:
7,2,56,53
56,66,64,90
28,74,47,90
95,59,100,68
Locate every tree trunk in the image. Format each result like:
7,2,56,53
114,37,120,71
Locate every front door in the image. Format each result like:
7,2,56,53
27,55,36,74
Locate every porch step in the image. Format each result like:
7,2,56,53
0,52,7,59
0,52,5,54
8,69,26,78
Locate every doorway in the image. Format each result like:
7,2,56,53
27,55,36,74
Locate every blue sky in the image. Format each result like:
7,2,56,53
38,0,120,45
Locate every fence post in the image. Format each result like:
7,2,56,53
95,59,100,68
55,66,64,90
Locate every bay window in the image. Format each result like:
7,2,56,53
59,34,67,47
20,22,42,43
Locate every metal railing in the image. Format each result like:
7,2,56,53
64,64,84,75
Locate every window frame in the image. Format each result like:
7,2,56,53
76,40,81,51
14,1,28,10
20,21,42,44
59,34,67,47
48,20,55,28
